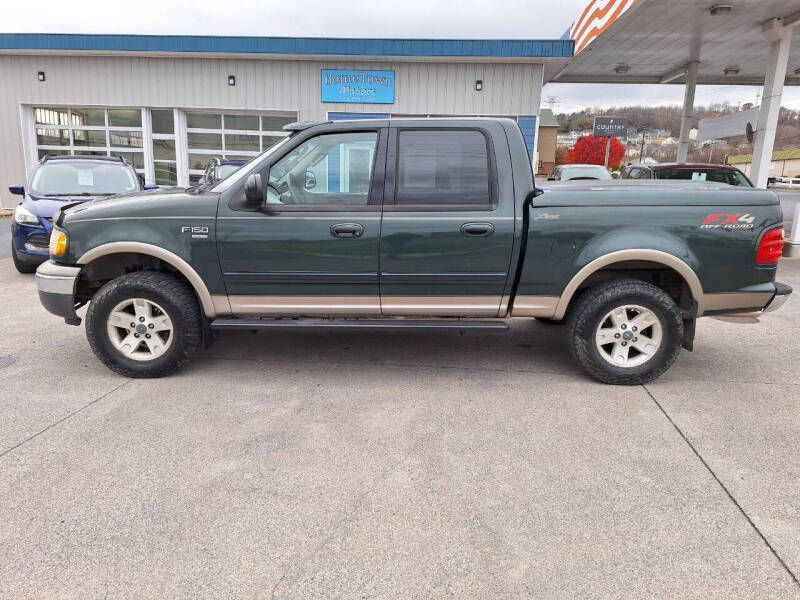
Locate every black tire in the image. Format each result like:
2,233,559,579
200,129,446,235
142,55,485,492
566,278,683,385
12,246,38,273
86,272,202,378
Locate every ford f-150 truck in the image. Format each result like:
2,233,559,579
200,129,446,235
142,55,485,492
34,118,791,384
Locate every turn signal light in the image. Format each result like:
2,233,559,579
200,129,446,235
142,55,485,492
49,228,68,257
756,227,784,264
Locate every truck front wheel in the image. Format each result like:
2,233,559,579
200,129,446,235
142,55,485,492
86,272,203,378
566,278,683,385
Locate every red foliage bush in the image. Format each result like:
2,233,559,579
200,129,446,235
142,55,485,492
566,135,626,168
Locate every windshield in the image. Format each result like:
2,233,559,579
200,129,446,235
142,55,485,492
217,164,243,179
30,162,139,196
560,166,612,180
653,168,752,186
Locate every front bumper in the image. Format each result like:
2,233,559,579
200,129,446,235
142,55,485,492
35,261,82,325
11,221,51,261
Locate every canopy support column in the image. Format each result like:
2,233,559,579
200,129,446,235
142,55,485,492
752,18,793,188
676,61,699,163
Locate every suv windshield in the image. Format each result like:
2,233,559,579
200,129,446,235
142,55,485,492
653,168,752,187
560,166,612,180
30,161,139,196
217,164,243,179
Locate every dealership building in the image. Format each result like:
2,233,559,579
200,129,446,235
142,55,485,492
0,33,573,208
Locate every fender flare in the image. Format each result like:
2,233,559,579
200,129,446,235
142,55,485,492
78,242,219,318
553,248,705,320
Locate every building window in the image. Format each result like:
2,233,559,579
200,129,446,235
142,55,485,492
185,112,295,184
150,109,177,186
34,106,145,177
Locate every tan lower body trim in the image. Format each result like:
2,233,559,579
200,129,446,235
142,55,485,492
381,296,501,317
700,292,773,315
510,295,560,318
224,295,502,317
211,295,233,315
228,295,381,316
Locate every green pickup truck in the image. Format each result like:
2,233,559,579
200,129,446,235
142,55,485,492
35,118,791,384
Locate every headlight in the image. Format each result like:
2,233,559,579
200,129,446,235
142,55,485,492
49,227,69,257
14,204,39,225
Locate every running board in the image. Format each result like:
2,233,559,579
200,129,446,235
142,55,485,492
210,318,508,331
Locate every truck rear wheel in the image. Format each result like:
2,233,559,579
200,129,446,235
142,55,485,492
566,278,683,385
86,272,202,378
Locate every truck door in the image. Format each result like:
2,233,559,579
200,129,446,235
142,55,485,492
216,128,385,316
379,126,515,316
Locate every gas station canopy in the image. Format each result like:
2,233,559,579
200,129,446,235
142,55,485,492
553,0,800,86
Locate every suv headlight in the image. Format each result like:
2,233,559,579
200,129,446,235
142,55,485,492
14,204,39,225
49,227,69,257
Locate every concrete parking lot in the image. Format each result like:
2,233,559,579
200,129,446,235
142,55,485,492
1,222,799,599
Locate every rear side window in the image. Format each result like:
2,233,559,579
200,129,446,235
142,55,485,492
395,130,492,208
653,168,751,186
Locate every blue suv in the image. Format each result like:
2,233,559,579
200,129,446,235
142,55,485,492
10,155,154,272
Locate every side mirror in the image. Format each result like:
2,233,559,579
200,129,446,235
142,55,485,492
9,184,24,196
547,176,555,181
244,173,265,205
143,184,159,190
304,170,317,190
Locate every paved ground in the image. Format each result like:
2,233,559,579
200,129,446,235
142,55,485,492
0,216,10,258
0,256,799,599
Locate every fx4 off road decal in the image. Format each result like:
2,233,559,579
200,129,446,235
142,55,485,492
700,213,755,230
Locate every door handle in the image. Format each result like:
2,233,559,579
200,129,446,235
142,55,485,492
330,223,364,238
460,222,495,237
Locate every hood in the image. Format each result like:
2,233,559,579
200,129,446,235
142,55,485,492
25,193,105,219
61,187,216,223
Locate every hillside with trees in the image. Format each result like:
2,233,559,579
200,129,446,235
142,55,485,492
556,103,800,150
553,102,800,166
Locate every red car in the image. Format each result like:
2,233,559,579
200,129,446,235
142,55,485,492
621,163,753,187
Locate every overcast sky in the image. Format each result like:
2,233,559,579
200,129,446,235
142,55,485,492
5,0,800,112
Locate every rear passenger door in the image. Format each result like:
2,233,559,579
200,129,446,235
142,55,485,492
379,125,515,316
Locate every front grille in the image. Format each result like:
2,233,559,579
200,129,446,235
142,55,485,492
26,233,50,249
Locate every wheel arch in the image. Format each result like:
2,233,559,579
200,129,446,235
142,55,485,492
77,242,220,318
553,249,704,320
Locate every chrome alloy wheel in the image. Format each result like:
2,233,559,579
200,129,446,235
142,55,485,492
106,298,174,361
594,304,663,368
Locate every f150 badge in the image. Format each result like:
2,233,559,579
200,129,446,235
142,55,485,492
181,226,209,239
700,213,755,230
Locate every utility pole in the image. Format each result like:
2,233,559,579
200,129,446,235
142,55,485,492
639,130,646,163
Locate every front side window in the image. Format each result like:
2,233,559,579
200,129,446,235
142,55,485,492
265,131,377,206
30,162,139,196
395,130,491,207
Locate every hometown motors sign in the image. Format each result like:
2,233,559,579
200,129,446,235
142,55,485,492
593,116,628,138
321,70,395,104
